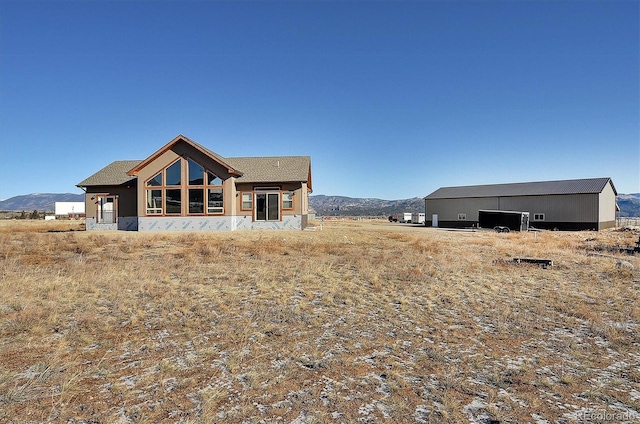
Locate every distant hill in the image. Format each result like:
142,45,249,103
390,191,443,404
309,195,424,217
1,192,639,218
0,193,84,212
309,193,640,218
617,193,640,217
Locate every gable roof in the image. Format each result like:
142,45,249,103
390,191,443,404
126,134,243,177
76,160,141,187
77,135,312,190
425,177,616,199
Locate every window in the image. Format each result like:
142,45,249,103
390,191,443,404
166,160,181,186
189,188,204,214
146,173,164,214
147,172,162,187
144,158,224,216
188,158,204,185
165,189,181,214
458,213,466,220
534,213,545,221
146,190,162,214
205,170,223,215
282,192,293,209
207,188,223,214
241,192,253,210
208,171,222,186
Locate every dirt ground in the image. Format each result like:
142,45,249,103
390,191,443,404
0,219,638,423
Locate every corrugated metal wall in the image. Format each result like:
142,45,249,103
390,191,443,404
426,193,602,225
426,197,499,222
500,194,598,223
598,183,617,224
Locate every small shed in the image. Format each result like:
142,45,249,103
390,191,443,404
424,177,617,231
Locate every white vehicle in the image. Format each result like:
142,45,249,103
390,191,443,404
398,212,412,223
411,213,425,224
389,212,414,223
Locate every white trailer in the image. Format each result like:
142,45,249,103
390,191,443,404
398,212,412,223
54,202,85,216
411,213,425,224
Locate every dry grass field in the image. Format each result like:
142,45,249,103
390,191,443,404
0,219,638,423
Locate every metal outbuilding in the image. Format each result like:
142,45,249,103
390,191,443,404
424,177,617,231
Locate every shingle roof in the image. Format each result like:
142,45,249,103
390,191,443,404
425,177,616,199
76,160,141,187
77,136,312,189
226,156,311,184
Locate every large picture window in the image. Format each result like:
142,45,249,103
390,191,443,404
144,158,224,216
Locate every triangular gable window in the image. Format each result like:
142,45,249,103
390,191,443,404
208,171,222,186
147,172,162,187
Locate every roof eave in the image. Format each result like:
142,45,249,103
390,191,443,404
76,179,137,188
305,161,312,193
607,178,618,196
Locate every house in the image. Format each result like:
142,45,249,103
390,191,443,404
77,135,312,231
424,177,617,231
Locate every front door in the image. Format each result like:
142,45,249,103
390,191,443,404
97,195,117,224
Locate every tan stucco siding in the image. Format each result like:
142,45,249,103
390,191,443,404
225,178,238,216
280,183,305,216
301,183,309,215
234,182,254,218
234,182,306,218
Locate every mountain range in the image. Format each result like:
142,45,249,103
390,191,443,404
1,192,639,217
617,194,640,218
0,193,84,212
308,195,424,217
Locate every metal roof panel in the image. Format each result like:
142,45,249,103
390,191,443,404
425,178,614,199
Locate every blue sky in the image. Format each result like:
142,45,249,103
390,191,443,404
1,0,638,200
